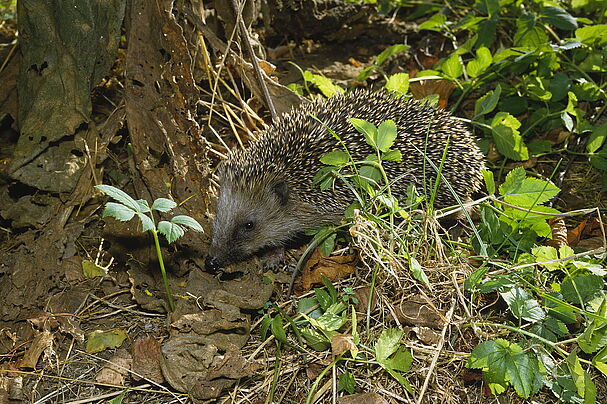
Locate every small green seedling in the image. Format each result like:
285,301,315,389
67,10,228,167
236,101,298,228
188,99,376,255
95,185,203,311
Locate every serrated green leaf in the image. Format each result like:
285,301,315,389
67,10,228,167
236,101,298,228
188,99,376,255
566,351,597,402
96,185,141,212
474,84,501,117
151,198,177,212
320,150,349,166
137,212,155,232
500,286,546,323
376,120,397,152
271,315,289,344
305,72,344,97
587,124,607,153
490,112,528,161
575,24,607,45
442,53,463,78
348,118,378,148
540,6,578,30
102,202,136,222
385,72,409,94
158,220,185,243
375,328,404,362
86,329,128,353
532,246,561,271
171,215,204,232
499,167,559,207
135,199,151,213
376,44,410,66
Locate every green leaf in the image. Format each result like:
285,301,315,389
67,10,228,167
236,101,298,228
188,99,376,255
82,259,107,279
483,169,496,195
151,198,177,212
320,150,349,166
467,339,543,398
442,53,463,78
102,202,136,222
566,351,597,402
304,72,344,97
376,120,397,152
467,46,492,78
376,44,410,66
475,0,499,16
136,212,155,232
476,18,497,48
95,185,141,212
301,328,330,351
490,113,528,161
578,299,607,353
385,72,410,94
575,24,607,45
171,215,204,232
383,348,413,372
321,274,338,304
271,315,289,344
561,274,604,305
499,167,559,207
374,328,404,362
86,329,128,353
587,124,607,153
410,256,429,287
514,13,548,47
314,289,332,311
382,149,402,161
338,371,356,394
540,6,578,30
158,220,185,243
500,286,546,323
418,13,447,31
135,199,151,213
318,232,337,256
531,246,561,271
474,84,501,117
561,111,574,131
348,118,378,148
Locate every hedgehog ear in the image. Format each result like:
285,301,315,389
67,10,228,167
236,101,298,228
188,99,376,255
272,181,290,206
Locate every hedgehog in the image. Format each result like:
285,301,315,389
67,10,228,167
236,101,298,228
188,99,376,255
205,89,485,271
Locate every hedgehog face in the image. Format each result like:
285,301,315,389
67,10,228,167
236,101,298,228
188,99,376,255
205,176,301,271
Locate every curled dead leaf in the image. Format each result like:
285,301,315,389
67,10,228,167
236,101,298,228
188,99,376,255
395,297,446,329
331,334,356,356
547,218,568,249
296,249,356,294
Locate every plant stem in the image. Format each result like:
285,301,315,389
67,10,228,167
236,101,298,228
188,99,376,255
152,230,175,312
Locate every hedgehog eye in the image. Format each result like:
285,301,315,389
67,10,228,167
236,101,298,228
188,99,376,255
243,221,255,231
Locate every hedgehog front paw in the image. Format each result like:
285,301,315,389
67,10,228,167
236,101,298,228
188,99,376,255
261,247,286,270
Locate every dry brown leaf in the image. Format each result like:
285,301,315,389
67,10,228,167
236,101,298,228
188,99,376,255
296,249,356,294
95,353,132,385
19,330,53,369
409,79,455,109
337,392,389,404
348,57,363,68
413,326,441,345
567,219,588,247
131,337,164,383
331,334,356,356
353,286,377,314
305,362,325,380
547,218,568,249
395,298,446,329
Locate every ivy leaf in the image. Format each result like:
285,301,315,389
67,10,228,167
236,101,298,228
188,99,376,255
375,328,404,362
96,185,140,212
102,202,135,222
151,198,177,212
490,112,528,161
171,215,204,232
158,220,185,243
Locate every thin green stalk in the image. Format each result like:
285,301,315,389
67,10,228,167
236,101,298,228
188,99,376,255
152,230,175,312
265,340,281,404
305,355,342,404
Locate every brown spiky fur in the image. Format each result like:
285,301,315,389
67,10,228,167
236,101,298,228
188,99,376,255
207,90,485,269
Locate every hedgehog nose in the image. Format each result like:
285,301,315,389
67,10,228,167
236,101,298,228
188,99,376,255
205,255,220,272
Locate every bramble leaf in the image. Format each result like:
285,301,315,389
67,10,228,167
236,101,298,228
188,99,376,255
96,185,140,212
102,202,136,222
